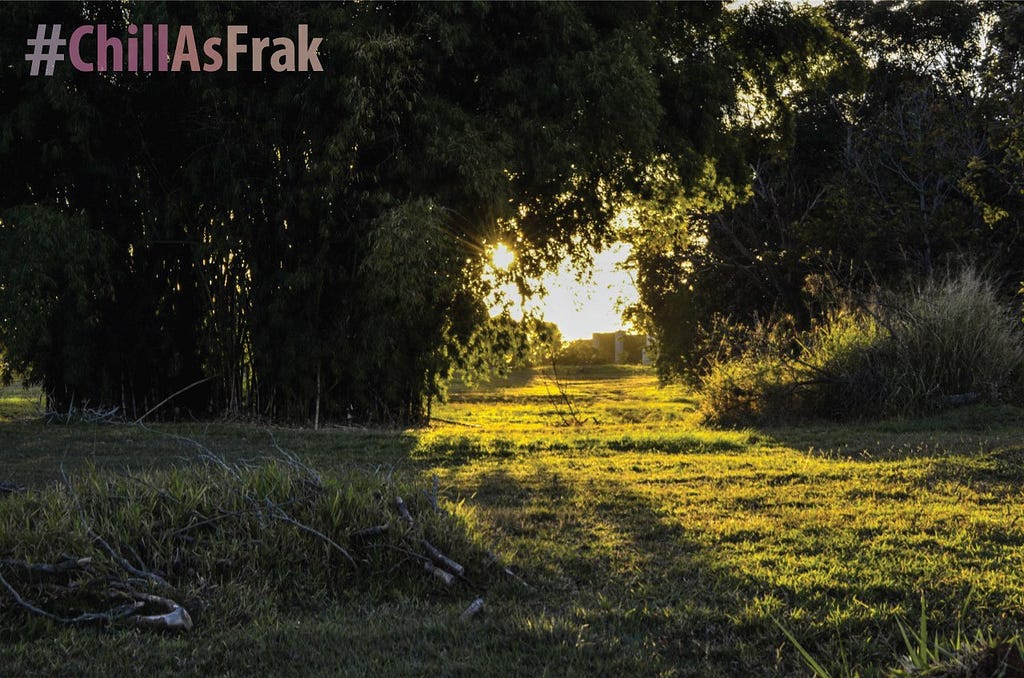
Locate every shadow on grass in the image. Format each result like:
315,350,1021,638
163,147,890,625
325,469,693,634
445,462,807,674
413,433,751,469
739,402,1024,463
0,420,423,488
440,442,1024,676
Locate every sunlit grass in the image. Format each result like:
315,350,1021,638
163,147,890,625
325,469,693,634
3,366,1024,675
0,383,41,422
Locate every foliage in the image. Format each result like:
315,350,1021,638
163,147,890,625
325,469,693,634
456,317,562,388
557,339,601,367
700,270,1024,425
777,597,1024,678
0,1,798,424
0,206,110,391
630,2,1024,385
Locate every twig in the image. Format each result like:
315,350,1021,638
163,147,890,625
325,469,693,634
422,475,448,516
544,357,586,426
169,510,244,537
266,430,322,487
195,449,242,481
0,569,141,625
395,496,414,526
484,550,533,590
365,542,432,564
0,556,92,575
0,481,26,496
265,500,356,567
132,375,218,424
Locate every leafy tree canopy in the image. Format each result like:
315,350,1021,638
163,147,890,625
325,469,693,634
1,1,845,422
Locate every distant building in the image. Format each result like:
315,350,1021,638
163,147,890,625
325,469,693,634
591,331,654,365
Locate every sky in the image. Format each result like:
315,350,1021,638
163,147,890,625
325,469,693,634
493,242,640,341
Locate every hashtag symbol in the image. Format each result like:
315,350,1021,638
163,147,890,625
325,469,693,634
25,24,65,77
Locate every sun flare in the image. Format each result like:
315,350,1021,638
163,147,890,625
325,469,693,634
491,243,515,271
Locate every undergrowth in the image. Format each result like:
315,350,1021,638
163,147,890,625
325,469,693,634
701,270,1024,425
0,457,493,636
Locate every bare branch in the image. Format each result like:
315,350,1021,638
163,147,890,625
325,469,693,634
0,556,93,576
264,500,356,567
132,375,218,424
0,569,141,625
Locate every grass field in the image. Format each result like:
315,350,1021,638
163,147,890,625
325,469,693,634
2,366,1024,676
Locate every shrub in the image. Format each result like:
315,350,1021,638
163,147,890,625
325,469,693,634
700,270,1024,424
796,308,889,419
558,339,600,366
699,353,796,425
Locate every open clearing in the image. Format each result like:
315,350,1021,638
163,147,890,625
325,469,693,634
3,366,1024,676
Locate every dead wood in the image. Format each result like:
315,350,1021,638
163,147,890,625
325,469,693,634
0,556,93,576
349,525,388,544
0,569,143,626
422,475,448,516
423,561,454,586
127,592,193,631
263,500,356,567
421,540,464,577
460,597,485,621
395,496,414,526
0,481,26,496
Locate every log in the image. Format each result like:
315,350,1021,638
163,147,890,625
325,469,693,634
460,597,484,621
349,525,388,543
423,561,454,586
421,540,464,577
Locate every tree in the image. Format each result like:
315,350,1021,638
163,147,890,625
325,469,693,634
0,1,766,423
629,1,1024,382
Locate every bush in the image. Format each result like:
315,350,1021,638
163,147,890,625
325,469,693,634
558,339,600,366
699,353,796,424
700,270,1024,424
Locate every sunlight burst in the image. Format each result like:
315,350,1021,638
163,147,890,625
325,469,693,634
491,243,515,271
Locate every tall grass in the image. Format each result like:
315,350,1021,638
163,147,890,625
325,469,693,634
883,270,1024,411
701,270,1024,424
